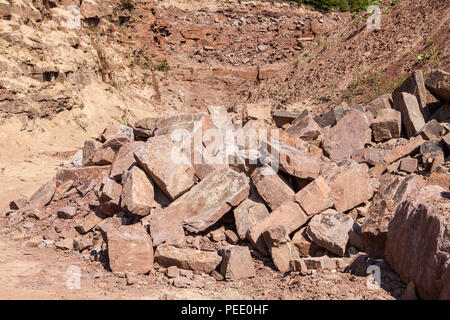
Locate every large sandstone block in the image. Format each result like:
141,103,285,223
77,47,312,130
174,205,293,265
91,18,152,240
385,185,450,299
98,177,122,216
121,165,158,217
56,166,110,187
277,145,321,180
393,70,427,112
322,110,372,162
383,135,424,163
272,109,299,127
149,168,249,246
425,69,450,103
285,110,322,141
294,176,334,216
104,224,154,275
155,245,222,273
251,166,295,210
371,108,401,142
219,246,256,280
263,226,299,273
395,92,426,138
110,141,143,182
233,197,270,240
306,209,355,256
247,201,308,255
323,159,373,212
134,135,196,200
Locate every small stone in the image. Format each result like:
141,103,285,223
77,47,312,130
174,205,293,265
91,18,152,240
224,230,239,245
166,266,180,278
57,206,78,219
399,157,418,173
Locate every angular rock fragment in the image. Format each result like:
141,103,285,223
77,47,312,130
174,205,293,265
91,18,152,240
56,166,110,187
57,206,77,219
371,108,402,142
291,227,320,257
98,177,122,216
425,68,450,103
272,109,299,127
351,148,385,166
244,103,272,122
134,135,196,200
21,180,56,212
394,92,426,138
150,168,249,246
419,119,445,140
251,166,295,210
121,165,157,217
399,157,418,173
82,140,102,166
109,141,143,182
294,176,334,216
263,226,299,273
247,201,308,255
383,135,424,163
385,185,450,299
420,139,444,172
306,209,355,256
104,224,154,275
277,145,321,180
443,133,450,152
75,209,106,234
155,245,221,273
90,147,115,165
393,70,427,112
285,110,322,141
219,246,256,280
366,94,393,118
233,198,270,240
9,197,27,210
322,110,372,162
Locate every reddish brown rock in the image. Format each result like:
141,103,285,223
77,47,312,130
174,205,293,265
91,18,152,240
134,135,196,200
155,245,221,273
277,145,321,180
285,110,322,141
53,180,74,201
9,197,27,210
366,94,393,118
323,159,373,212
251,166,295,210
244,103,272,122
150,168,249,246
263,226,299,273
322,110,372,162
399,157,418,173
393,70,427,112
90,147,115,165
21,180,56,212
56,166,110,187
247,201,308,255
98,177,122,216
294,176,334,216
109,141,143,182
121,165,158,217
306,209,355,257
219,246,256,280
291,227,320,257
383,136,424,163
82,140,102,166
420,139,445,172
394,92,426,138
272,109,300,127
419,119,445,140
100,124,134,142
425,68,450,103
233,197,270,240
371,108,402,142
75,209,106,234
57,206,77,219
385,185,450,299
351,148,385,166
426,173,450,190
104,224,154,275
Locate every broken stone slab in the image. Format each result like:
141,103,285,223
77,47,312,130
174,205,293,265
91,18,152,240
383,135,424,163
219,246,256,280
75,209,107,234
57,206,77,219
395,92,426,138
103,224,154,275
149,168,249,246
121,165,158,217
276,144,321,180
100,124,134,142
420,139,445,172
323,159,374,212
90,147,115,165
285,110,322,141
109,141,144,182
98,177,122,216
247,201,308,256
399,157,418,173
21,180,56,212
53,180,74,201
56,166,110,187
385,185,450,299
322,109,372,162
291,227,320,257
263,226,299,273
134,135,196,200
294,176,334,216
302,257,338,271
371,108,402,142
251,166,295,211
393,70,427,114
306,209,355,257
425,68,450,103
351,148,385,166
82,140,102,166
361,173,425,259
419,119,445,140
55,238,74,251
155,245,222,274
366,94,393,118
233,198,270,240
272,109,300,127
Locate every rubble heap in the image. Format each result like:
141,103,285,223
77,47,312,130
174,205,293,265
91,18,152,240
3,68,450,299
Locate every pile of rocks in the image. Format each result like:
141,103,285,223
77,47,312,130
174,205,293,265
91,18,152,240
3,68,449,298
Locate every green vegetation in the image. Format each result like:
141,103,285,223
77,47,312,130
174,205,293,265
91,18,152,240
289,0,382,12
153,61,170,72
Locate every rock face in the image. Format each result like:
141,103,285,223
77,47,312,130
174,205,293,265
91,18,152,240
149,168,249,246
121,165,157,217
134,135,196,200
219,246,256,280
322,110,372,162
425,69,450,103
323,159,373,212
104,224,154,275
306,210,355,257
385,185,450,299
155,245,222,273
